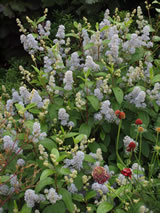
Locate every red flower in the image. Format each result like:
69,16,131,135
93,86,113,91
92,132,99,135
126,142,136,152
121,168,132,178
115,110,126,120
92,166,110,184
135,119,143,125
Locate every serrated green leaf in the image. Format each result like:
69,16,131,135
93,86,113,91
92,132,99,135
64,132,79,138
151,74,160,84
74,134,86,144
66,33,79,39
137,111,150,127
84,42,94,50
97,201,113,213
87,95,100,111
59,188,74,213
85,190,97,201
84,154,96,163
112,87,123,104
152,36,160,42
117,163,124,170
36,15,46,24
79,123,91,137
35,177,53,193
72,193,84,202
141,142,150,157
40,138,57,151
40,169,55,181
51,148,59,160
20,204,32,213
26,103,37,110
100,25,109,32
42,201,65,213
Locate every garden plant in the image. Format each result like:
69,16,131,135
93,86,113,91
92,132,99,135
0,3,160,213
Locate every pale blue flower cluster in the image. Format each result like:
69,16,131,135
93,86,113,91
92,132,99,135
20,34,43,55
63,71,74,91
124,86,146,108
29,122,46,143
91,182,109,195
24,189,40,208
38,20,51,37
3,135,22,154
58,108,69,126
94,88,103,101
17,159,25,166
64,151,85,171
147,83,160,106
45,188,62,204
94,100,117,123
84,56,100,72
67,183,78,194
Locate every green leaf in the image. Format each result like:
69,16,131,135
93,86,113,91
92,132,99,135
79,123,91,137
74,134,86,144
156,8,160,13
141,142,150,157
42,201,65,213
59,167,71,175
112,87,124,104
137,111,150,127
0,176,10,182
84,42,94,50
87,95,100,111
151,74,160,84
36,15,46,24
85,190,97,201
100,25,109,32
59,188,74,213
25,103,37,110
64,132,79,138
117,163,124,170
97,201,113,213
72,193,84,202
20,204,32,213
40,138,57,151
15,103,26,113
88,142,100,152
51,148,59,160
35,177,53,193
40,169,55,181
84,154,96,163
66,33,79,39
152,36,160,42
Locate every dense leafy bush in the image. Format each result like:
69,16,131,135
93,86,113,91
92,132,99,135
0,5,160,213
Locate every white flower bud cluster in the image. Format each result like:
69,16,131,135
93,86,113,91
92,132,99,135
124,86,146,108
20,34,43,55
147,83,160,106
136,6,148,30
122,66,144,86
45,188,62,204
38,144,48,161
75,91,86,110
0,207,3,213
29,122,46,143
139,205,150,213
116,174,128,186
96,148,103,161
63,71,74,91
56,25,65,39
84,56,100,72
131,163,145,181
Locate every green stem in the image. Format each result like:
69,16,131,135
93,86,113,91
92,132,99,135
138,133,142,163
116,120,125,167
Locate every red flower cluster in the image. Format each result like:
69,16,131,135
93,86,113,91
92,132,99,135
115,110,125,120
121,168,132,178
126,141,136,152
135,119,143,125
92,166,110,184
